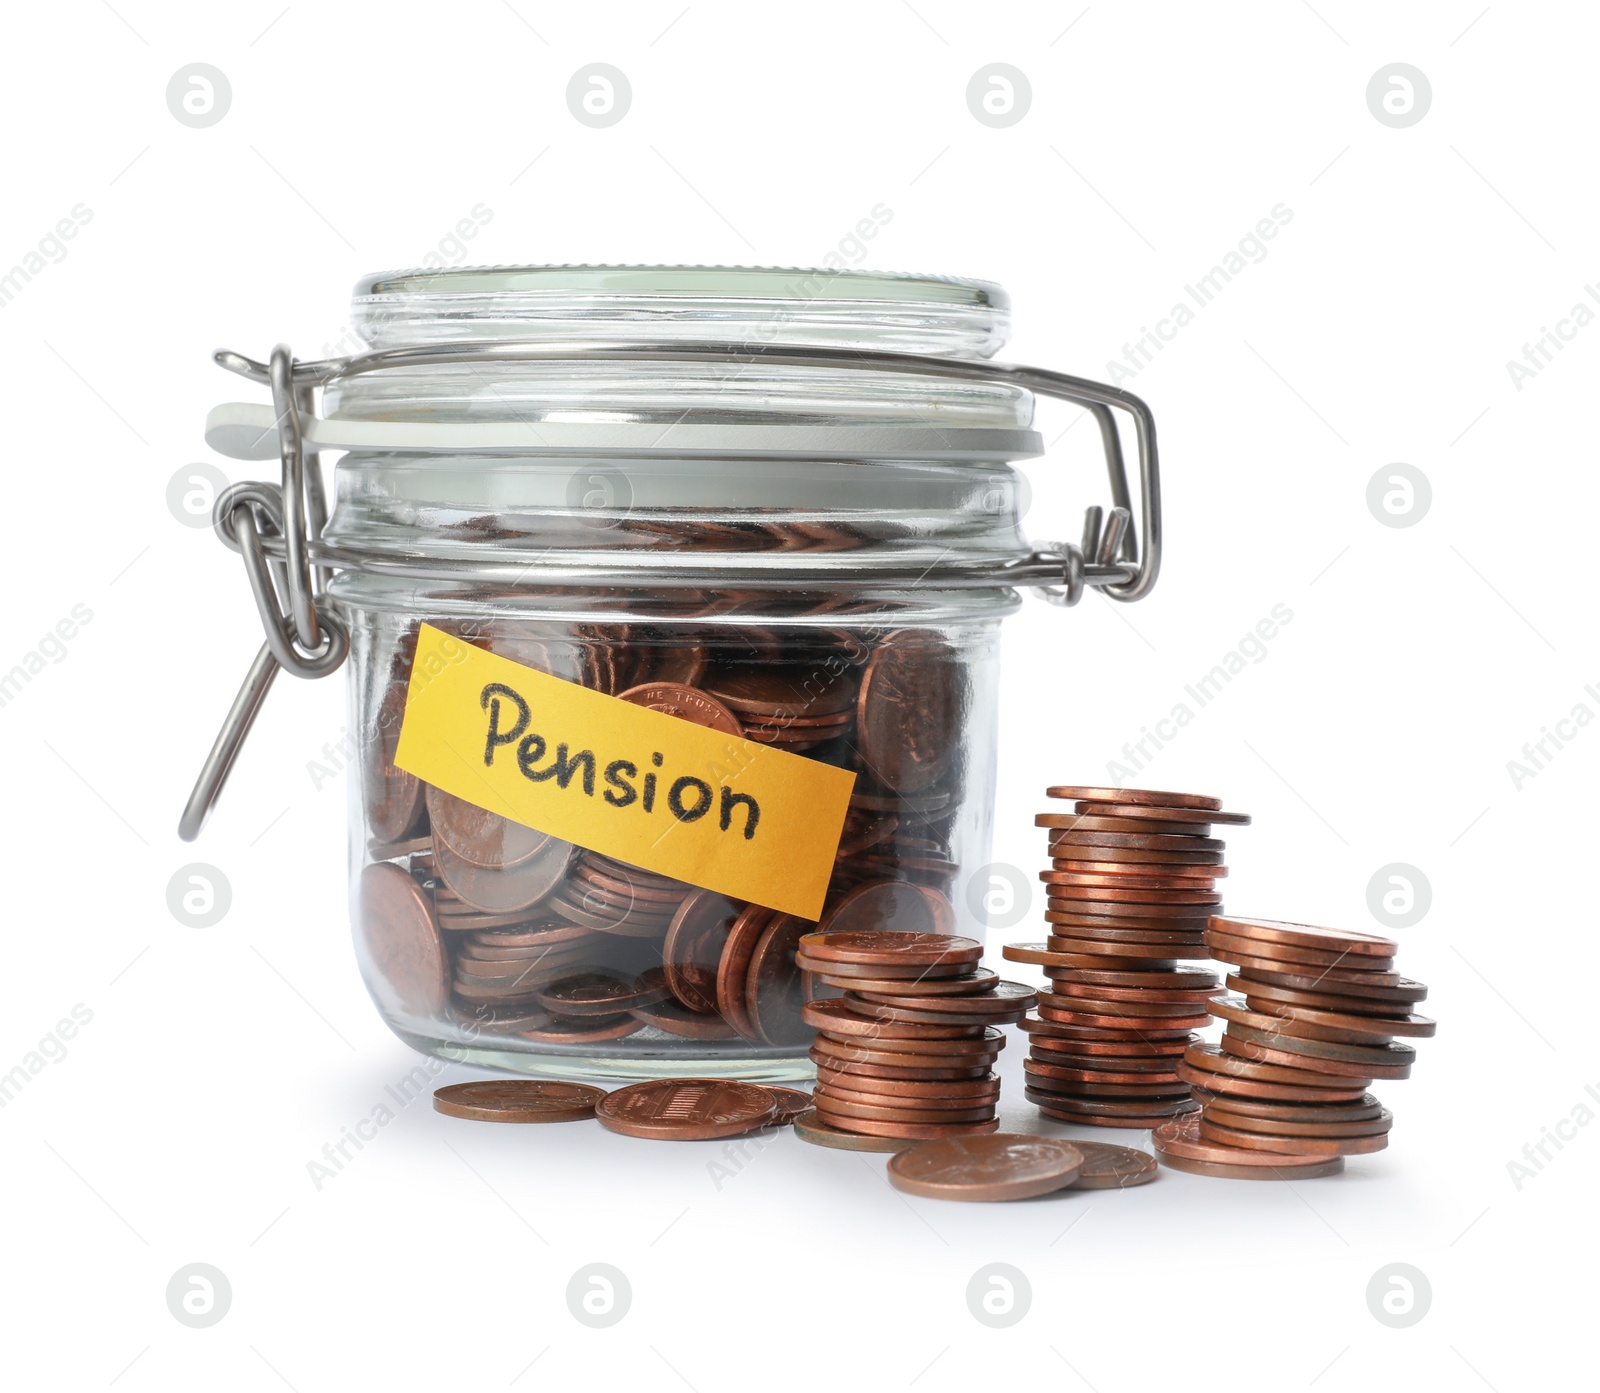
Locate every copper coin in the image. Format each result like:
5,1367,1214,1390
1068,1142,1159,1189
1230,974,1428,1017
1046,903,1213,925
1037,813,1213,837
573,862,688,906
364,674,426,842
1183,1042,1367,1092
1041,873,1224,896
358,863,449,1018
1024,1089,1196,1119
1158,1149,1345,1180
764,1087,814,1126
704,667,856,718
818,967,999,997
1199,1115,1390,1157
1229,964,1424,1002
1177,1061,1361,1103
887,1134,1085,1202
815,1022,1005,1055
1154,1111,1347,1168
1024,1059,1183,1086
845,981,1037,1016
628,998,740,1040
462,923,591,948
535,968,666,1018
1050,845,1225,866
1050,859,1226,881
799,926,978,968
715,904,775,1041
1004,942,1180,972
435,836,574,914
1042,828,1226,853
1205,931,1394,972
1046,981,1218,1006
813,1040,1001,1070
1208,914,1396,958
812,1111,1001,1141
616,682,744,736
432,1079,606,1123
1023,1015,1196,1042
368,833,432,861
1192,1086,1384,1122
1046,786,1224,811
1244,998,1437,1041
814,883,960,940
1044,965,1219,990
1222,1025,1415,1076
809,1048,993,1080
425,785,550,869
1039,994,1214,1021
814,1069,1000,1101
1075,801,1251,826
803,999,983,1040
1203,1100,1392,1138
1025,1077,1188,1102
814,1095,996,1125
856,630,956,794
797,953,969,982
746,912,812,1046
662,888,740,1014
595,1078,778,1140
1031,1037,1192,1061
1047,885,1223,907
841,999,1031,1029
1043,939,1207,963
792,1109,914,1152
517,1015,645,1044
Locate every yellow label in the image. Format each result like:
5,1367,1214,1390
393,624,856,919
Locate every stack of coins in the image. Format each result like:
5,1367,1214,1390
1003,785,1248,1128
792,930,1035,1147
1153,915,1434,1179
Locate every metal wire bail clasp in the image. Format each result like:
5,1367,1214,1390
178,345,349,841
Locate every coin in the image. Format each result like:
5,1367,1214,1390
1199,1115,1391,1156
364,671,426,842
1153,1111,1348,1169
1039,814,1214,837
1154,1149,1344,1180
803,999,985,1040
595,1078,778,1140
1049,859,1226,880
809,1047,994,1080
814,1023,1005,1056
745,913,812,1046
1024,1059,1184,1086
517,1015,645,1043
715,904,775,1040
1227,964,1424,1001
1245,998,1437,1041
628,997,741,1039
1044,882,1223,904
1042,938,1206,962
435,835,574,914
814,1070,1001,1101
662,888,739,1015
1074,801,1251,826
814,1095,997,1125
809,1112,1002,1141
856,630,955,794
1204,931,1395,972
1051,845,1225,866
1191,1089,1383,1123
704,667,856,718
1003,942,1180,971
1182,1042,1369,1094
1040,825,1227,853
1045,786,1224,811
1069,1141,1159,1189
793,1109,912,1152
1024,1090,1197,1120
798,927,980,968
886,1134,1085,1201
1219,1032,1408,1080
1203,1101,1393,1138
535,968,666,1018
432,1079,607,1123
358,863,449,1018
1043,965,1219,990
817,967,1000,997
764,1087,815,1126
813,882,959,939
617,682,744,736
844,981,1038,1017
426,785,550,869
1207,914,1396,957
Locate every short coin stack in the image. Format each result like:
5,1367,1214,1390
1004,786,1248,1128
1154,915,1435,1179
792,930,1036,1149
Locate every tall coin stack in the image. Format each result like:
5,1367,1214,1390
1154,915,1435,1179
793,930,1036,1147
1004,786,1249,1129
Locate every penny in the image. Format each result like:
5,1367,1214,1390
1192,1088,1383,1123
746,913,812,1046
1045,786,1224,811
798,927,979,969
792,1109,914,1152
845,981,1038,1016
1024,1089,1197,1119
704,667,856,718
1205,932,1394,972
813,1070,1001,1102
818,967,999,997
814,1095,997,1125
358,863,449,1018
764,1087,815,1126
1043,965,1219,990
432,1079,607,1123
1182,1042,1368,1093
1040,994,1214,1021
1199,1116,1390,1156
662,888,740,1015
1220,1032,1409,1080
1221,953,1402,989
1074,801,1251,826
717,904,776,1040
856,630,956,794
887,1134,1085,1202
1046,981,1218,1006
1208,914,1396,958
1069,1141,1159,1189
1043,828,1226,853
425,785,550,869
1024,1060,1184,1086
628,997,741,1039
814,882,959,940
1026,1076,1188,1101
1037,814,1213,837
1222,1023,1416,1072
803,999,984,1040
809,1048,994,1080
798,954,970,981
1154,1111,1347,1168
1043,938,1206,962
810,1112,1002,1141
1046,900,1214,922
1003,942,1180,971
460,922,591,949
1024,1015,1196,1042
573,863,689,906
1229,964,1424,1002
535,968,666,1018
364,670,426,842
1051,845,1225,866
616,682,744,736
435,836,574,914
368,833,432,861
1031,1043,1190,1067
1230,975,1426,1018
1177,1062,1361,1103
814,1023,1006,1056
1159,1150,1345,1179
517,1015,645,1043
1041,872,1223,894
1244,998,1437,1041
1049,859,1226,880
595,1078,779,1140
1203,1101,1393,1138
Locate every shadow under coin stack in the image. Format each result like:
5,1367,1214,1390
792,931,1036,1150
1004,786,1249,1129
1154,915,1435,1180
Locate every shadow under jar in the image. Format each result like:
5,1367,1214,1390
193,266,1160,1084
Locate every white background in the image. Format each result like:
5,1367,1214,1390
1,2,1592,1389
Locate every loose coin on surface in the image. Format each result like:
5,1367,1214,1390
793,1109,911,1152
886,1134,1084,1201
596,1079,778,1140
764,1087,814,1126
1068,1141,1160,1189
433,1079,607,1123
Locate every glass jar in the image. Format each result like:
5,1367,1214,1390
184,266,1161,1084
